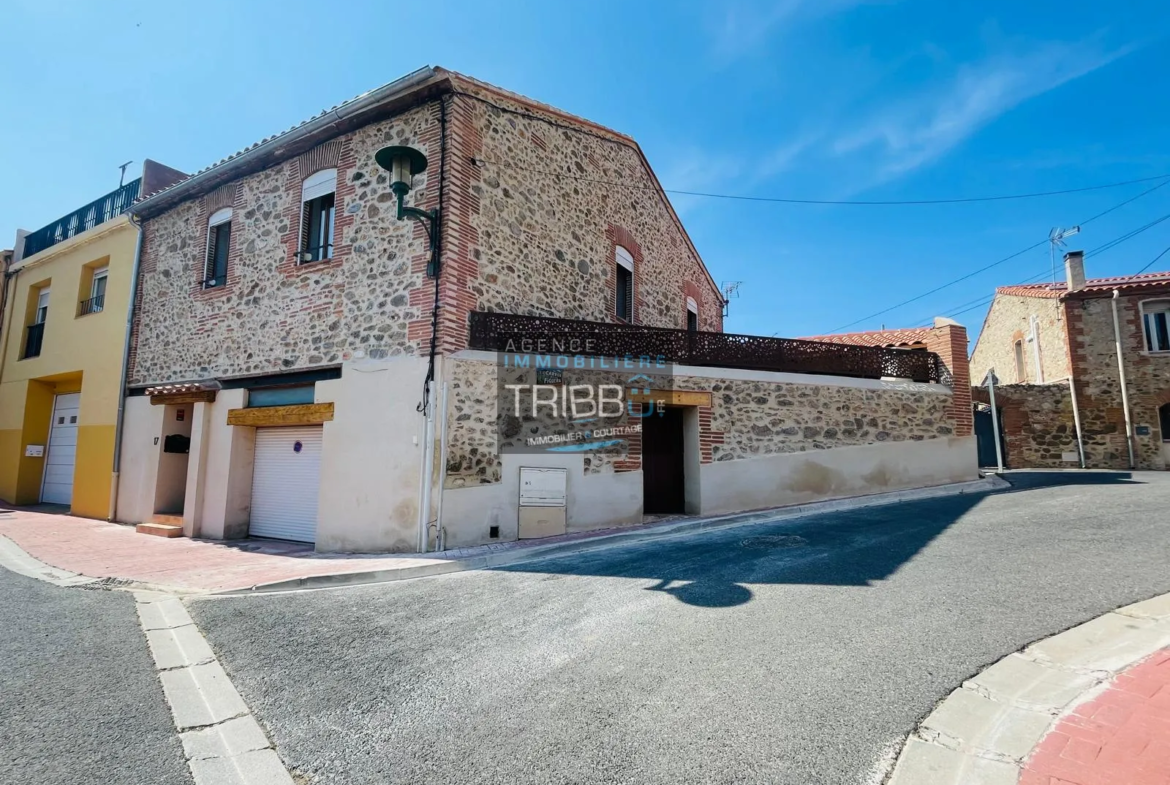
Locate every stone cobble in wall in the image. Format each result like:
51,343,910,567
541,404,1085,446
444,358,956,486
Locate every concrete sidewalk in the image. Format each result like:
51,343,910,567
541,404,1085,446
0,475,1001,594
889,593,1170,785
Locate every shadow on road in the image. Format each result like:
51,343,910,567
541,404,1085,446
494,470,1139,608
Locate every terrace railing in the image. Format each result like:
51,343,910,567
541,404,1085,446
468,311,947,384
21,178,141,259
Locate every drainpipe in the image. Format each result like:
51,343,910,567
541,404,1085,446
1048,376,1086,469
1110,290,1137,469
0,265,18,387
432,380,450,552
108,215,145,520
415,372,438,553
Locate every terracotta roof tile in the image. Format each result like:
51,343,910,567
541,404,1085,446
998,271,1170,298
799,326,933,348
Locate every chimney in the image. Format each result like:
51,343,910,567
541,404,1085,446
1065,250,1086,293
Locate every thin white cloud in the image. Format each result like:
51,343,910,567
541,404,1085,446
711,0,872,62
833,39,1137,181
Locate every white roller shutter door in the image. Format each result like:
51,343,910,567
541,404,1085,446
41,393,80,505
249,426,322,543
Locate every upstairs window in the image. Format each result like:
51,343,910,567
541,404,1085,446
80,265,108,315
615,245,633,322
686,296,698,332
300,168,336,263
1142,301,1170,353
23,287,49,359
204,208,232,288
1013,339,1025,383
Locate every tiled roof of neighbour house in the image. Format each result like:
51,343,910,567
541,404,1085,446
997,271,1170,299
798,326,933,348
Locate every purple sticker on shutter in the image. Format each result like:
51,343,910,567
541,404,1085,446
294,441,303,453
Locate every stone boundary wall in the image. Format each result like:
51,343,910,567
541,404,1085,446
444,355,956,488
972,383,1080,469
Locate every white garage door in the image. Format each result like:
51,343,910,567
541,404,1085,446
41,393,80,505
250,426,322,543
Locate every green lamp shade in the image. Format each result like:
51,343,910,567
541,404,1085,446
375,145,428,189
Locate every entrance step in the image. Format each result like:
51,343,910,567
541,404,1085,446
137,522,184,538
151,514,184,526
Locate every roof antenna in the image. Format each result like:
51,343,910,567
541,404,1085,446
1049,226,1079,322
118,160,134,187
721,281,742,318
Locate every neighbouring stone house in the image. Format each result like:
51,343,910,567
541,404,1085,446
115,66,977,553
969,250,1170,470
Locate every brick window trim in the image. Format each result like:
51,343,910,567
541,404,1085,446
683,280,705,329
606,224,644,325
192,185,243,300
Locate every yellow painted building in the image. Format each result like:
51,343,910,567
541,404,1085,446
0,178,144,518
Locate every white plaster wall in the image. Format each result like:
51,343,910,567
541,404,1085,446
314,357,428,553
154,405,193,514
440,452,643,549
114,396,164,524
193,389,253,540
698,435,979,516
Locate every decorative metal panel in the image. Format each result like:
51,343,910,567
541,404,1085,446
468,312,945,384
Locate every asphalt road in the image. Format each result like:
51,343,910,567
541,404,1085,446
190,471,1170,785
0,559,191,785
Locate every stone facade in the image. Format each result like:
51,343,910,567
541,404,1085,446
972,279,1170,471
972,383,1079,468
129,73,723,388
1065,292,1170,469
129,104,440,386
970,292,1070,386
443,356,956,488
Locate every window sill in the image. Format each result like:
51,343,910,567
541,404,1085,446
75,310,104,318
1140,350,1170,357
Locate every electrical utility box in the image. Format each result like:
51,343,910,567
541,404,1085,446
518,467,567,539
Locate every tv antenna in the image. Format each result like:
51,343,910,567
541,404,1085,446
118,161,135,187
721,281,742,318
1048,226,1080,286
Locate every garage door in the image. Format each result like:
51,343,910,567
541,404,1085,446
249,426,322,543
41,393,80,505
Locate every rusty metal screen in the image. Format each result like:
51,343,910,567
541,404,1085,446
467,312,946,384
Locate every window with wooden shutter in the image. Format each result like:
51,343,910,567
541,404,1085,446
299,169,337,263
205,208,232,288
615,245,634,322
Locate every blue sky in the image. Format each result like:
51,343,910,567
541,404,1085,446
4,0,1169,343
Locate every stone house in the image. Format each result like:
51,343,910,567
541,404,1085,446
969,250,1170,470
115,66,977,553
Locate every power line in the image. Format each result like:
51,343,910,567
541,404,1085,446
826,179,1170,332
1125,244,1170,279
913,210,1170,326
478,157,1170,207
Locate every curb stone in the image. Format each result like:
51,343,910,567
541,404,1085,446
220,475,1009,595
885,593,1170,785
0,539,295,785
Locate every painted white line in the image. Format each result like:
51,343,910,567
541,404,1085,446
886,593,1170,785
0,536,295,785
131,592,296,784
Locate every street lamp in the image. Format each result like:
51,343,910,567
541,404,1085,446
375,145,440,276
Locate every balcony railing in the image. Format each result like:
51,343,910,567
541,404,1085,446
468,312,947,384
78,294,105,316
21,179,141,259
23,322,44,359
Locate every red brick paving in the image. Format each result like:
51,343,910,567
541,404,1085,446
0,505,694,593
1022,648,1170,785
